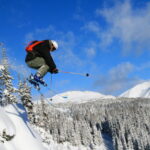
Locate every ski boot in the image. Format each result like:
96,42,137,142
33,74,47,87
28,74,40,90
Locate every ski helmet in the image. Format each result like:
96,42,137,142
51,40,58,50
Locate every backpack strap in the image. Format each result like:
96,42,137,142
25,41,43,52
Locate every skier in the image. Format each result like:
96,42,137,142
25,40,58,87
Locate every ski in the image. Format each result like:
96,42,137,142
27,74,48,90
27,77,40,90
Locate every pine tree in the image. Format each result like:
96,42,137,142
0,76,4,106
0,43,5,106
0,43,17,105
18,78,35,123
37,94,49,128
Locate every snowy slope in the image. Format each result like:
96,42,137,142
0,104,47,150
50,91,115,104
120,81,150,98
0,107,15,144
0,104,108,150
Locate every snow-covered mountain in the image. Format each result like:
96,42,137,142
120,81,150,98
1,89,150,150
1,79,150,150
50,91,115,103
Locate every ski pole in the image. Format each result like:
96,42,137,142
59,70,90,77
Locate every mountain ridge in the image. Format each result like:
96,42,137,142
120,81,150,98
50,90,115,104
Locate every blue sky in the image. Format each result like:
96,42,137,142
0,0,150,97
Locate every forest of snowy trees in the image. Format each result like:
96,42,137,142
0,43,150,150
33,97,150,150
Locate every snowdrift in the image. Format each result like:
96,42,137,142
0,104,46,150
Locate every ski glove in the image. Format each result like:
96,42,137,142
52,68,58,74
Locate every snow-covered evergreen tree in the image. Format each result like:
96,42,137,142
1,68,17,104
18,78,36,123
0,69,4,106
0,43,17,105
35,94,49,129
0,84,3,106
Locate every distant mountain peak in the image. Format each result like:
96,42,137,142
50,90,115,104
120,81,150,98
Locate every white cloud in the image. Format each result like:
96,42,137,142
109,62,134,79
9,58,30,77
85,1,150,55
83,21,101,34
94,62,143,95
86,48,96,58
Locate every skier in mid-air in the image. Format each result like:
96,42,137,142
25,40,59,89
